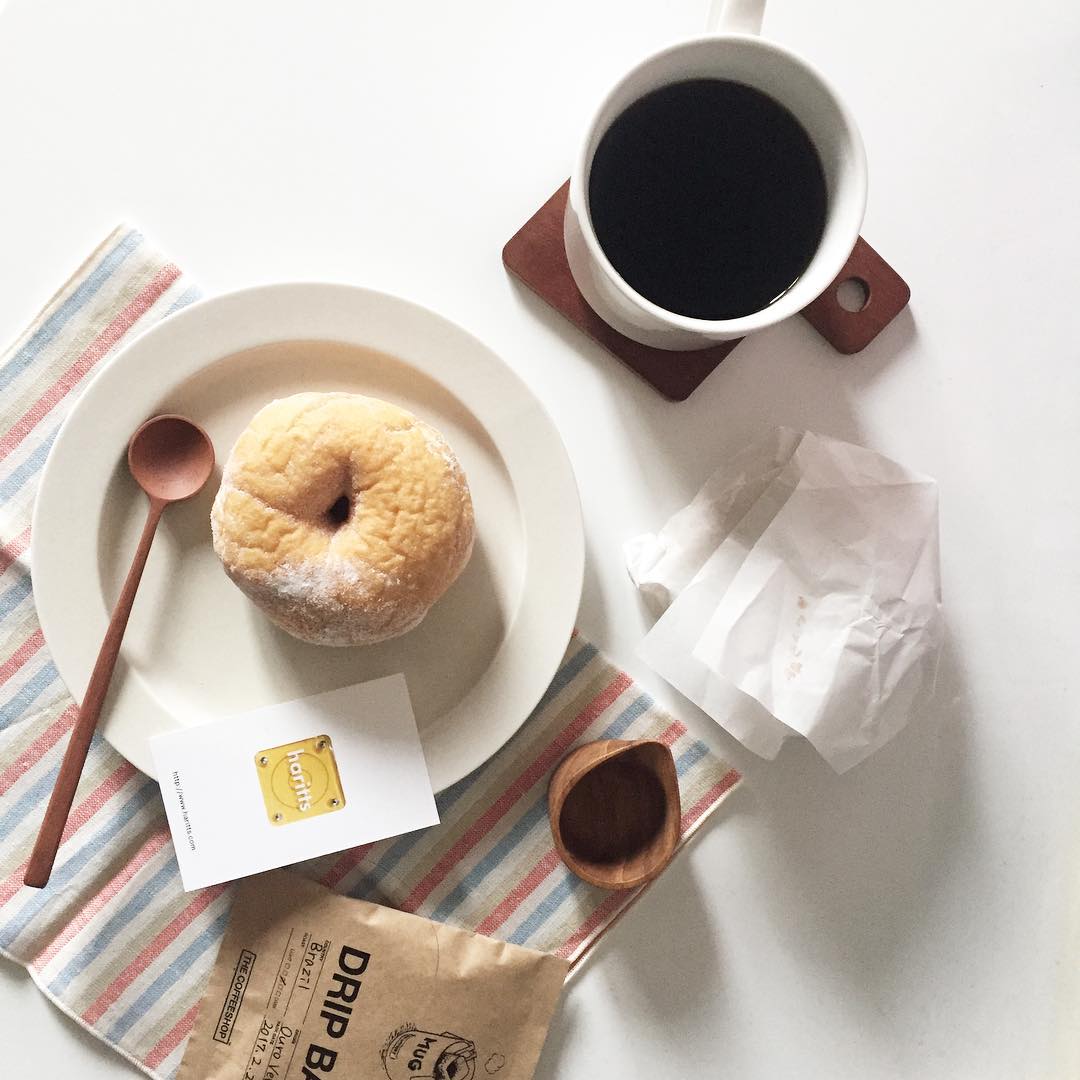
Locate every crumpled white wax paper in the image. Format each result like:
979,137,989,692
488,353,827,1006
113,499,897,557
626,429,943,772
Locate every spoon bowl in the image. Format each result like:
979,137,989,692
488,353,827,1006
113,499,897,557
128,415,215,503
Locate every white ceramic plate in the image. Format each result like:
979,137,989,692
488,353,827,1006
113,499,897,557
33,284,583,791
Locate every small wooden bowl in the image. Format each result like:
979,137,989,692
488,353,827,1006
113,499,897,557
548,739,681,890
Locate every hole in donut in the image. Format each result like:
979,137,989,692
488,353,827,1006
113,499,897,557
325,495,351,527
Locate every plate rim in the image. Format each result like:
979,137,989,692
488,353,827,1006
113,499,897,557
32,282,584,791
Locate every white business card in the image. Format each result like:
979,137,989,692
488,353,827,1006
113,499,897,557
150,675,439,891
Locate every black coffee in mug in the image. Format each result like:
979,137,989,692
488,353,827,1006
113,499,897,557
588,78,827,321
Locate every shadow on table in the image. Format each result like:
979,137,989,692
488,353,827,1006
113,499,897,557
517,282,967,1046
535,789,752,1078
0,960,145,1077
602,307,920,513
736,628,975,1017
505,268,917,481
577,532,609,640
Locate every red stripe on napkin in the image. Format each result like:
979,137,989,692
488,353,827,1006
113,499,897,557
83,883,227,1026
556,890,630,960
682,769,741,831
0,628,45,687
657,719,687,744
32,827,173,969
0,760,137,906
0,703,77,795
474,850,563,937
0,265,181,463
319,842,378,890
145,1001,200,1070
0,527,30,573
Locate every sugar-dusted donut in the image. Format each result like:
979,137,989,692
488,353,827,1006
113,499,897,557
211,392,474,645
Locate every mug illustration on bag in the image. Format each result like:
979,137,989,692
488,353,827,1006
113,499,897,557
381,1023,478,1080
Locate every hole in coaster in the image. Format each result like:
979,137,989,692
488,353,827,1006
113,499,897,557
325,495,350,527
836,277,871,313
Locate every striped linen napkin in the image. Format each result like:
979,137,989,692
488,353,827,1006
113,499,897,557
0,227,742,1080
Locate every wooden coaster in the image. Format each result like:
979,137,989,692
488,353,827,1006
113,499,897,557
503,181,911,401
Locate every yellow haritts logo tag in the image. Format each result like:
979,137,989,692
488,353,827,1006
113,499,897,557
254,736,346,825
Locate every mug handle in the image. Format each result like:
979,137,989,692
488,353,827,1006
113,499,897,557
707,0,765,35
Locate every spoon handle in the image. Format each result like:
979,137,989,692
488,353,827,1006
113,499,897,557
24,497,166,889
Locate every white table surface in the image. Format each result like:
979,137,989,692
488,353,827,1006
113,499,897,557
2,0,1079,1076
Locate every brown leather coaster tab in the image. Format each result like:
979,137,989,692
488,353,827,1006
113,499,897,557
503,181,910,400
801,237,911,354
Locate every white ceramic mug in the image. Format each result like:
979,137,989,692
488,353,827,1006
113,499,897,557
564,0,867,350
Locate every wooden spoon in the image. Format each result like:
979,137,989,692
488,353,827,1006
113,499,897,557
548,739,681,890
24,416,214,889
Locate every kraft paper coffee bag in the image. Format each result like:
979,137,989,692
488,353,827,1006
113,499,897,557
178,870,569,1080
